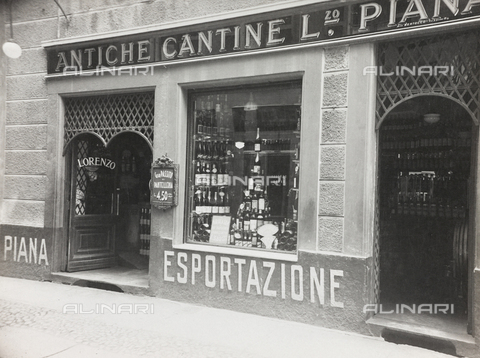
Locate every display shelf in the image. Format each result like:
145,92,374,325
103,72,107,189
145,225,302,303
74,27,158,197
243,150,296,154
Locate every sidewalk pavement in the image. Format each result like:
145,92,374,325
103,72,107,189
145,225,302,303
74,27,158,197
0,276,455,358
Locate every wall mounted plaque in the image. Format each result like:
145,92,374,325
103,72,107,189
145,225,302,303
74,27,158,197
151,156,178,210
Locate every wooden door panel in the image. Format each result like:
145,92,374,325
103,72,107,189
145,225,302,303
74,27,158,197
67,216,116,272
66,136,118,272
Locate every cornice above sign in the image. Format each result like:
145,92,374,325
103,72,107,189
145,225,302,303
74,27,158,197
46,0,480,74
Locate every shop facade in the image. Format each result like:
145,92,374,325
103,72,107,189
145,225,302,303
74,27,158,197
1,0,480,355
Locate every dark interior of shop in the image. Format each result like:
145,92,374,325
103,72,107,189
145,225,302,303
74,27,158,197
109,132,152,267
378,95,472,325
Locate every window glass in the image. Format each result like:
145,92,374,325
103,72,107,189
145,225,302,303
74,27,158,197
187,81,301,252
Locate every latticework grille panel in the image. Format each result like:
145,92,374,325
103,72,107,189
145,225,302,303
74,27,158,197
75,139,88,215
64,92,154,151
376,31,480,125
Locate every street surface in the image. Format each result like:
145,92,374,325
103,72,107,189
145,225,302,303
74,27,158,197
0,276,455,358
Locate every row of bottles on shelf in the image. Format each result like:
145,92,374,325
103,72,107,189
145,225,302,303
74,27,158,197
194,186,231,214
389,150,471,171
244,139,293,151
192,181,269,245
228,180,296,250
386,172,467,218
191,187,298,251
230,183,271,247
381,136,471,150
195,138,232,160
381,137,472,150
230,216,298,251
391,196,467,218
381,117,470,133
196,93,232,137
380,117,472,149
191,126,299,251
196,108,233,137
195,138,233,186
139,207,151,256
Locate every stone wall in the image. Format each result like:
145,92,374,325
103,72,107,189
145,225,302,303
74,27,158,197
318,46,349,253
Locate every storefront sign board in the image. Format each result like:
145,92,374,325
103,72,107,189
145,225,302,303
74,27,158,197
46,0,480,74
151,165,178,209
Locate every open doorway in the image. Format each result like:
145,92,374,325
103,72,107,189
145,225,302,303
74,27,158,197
109,132,152,268
377,95,475,333
64,131,152,285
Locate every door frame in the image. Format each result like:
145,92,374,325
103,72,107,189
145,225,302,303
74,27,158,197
64,134,118,272
375,95,478,335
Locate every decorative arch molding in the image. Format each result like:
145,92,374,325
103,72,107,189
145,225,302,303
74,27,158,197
63,91,154,155
107,130,153,151
376,30,480,126
63,131,105,154
376,93,477,130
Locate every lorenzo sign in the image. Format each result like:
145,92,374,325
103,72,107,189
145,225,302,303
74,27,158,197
46,0,480,74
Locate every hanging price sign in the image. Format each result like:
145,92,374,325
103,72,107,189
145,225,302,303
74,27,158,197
151,161,178,210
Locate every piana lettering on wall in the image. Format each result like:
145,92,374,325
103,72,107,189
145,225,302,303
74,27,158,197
357,0,480,31
3,236,49,265
163,251,345,307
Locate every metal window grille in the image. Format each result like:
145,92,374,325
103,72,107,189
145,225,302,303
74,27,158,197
63,92,155,152
376,30,480,126
75,139,89,215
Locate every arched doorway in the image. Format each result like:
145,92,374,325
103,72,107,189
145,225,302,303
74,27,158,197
65,132,152,272
377,95,475,328
62,91,154,273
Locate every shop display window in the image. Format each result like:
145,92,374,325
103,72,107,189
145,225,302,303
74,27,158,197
186,81,302,252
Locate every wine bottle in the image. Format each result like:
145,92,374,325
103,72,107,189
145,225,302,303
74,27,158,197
211,187,219,214
211,161,218,186
197,111,204,134
218,187,225,214
258,188,265,211
212,141,219,161
204,157,211,187
204,107,212,135
204,141,211,161
251,189,258,213
293,164,299,189
206,187,212,214
257,209,264,228
236,203,244,232
195,160,202,186
250,209,257,233
243,209,251,241
195,139,202,160
244,190,252,212
252,230,258,247
255,127,261,152
200,187,207,214
253,152,261,175
224,188,231,214
247,177,254,192
295,142,300,160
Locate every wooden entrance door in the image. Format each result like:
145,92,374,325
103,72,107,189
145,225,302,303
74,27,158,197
66,136,118,272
